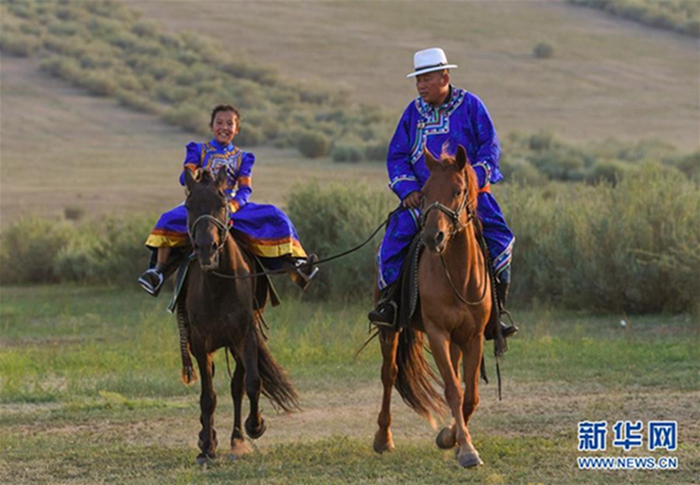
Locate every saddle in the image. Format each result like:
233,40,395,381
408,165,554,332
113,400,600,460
167,246,281,314
387,231,500,334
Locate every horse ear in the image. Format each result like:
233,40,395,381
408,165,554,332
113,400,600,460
456,145,468,170
215,167,228,190
424,146,439,171
184,168,198,192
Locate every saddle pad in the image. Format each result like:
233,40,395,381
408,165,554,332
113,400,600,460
396,233,425,329
166,254,281,314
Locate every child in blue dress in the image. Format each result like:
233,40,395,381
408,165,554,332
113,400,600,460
138,104,318,296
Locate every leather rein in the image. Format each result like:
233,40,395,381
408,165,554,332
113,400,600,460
420,192,489,306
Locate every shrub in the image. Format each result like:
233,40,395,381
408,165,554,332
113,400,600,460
162,105,210,136
331,139,365,163
0,32,42,57
585,159,631,185
64,205,85,221
285,182,395,300
78,71,120,97
533,42,554,59
116,89,161,115
0,216,73,284
296,131,330,158
502,164,700,313
236,124,264,147
528,130,556,151
365,141,389,162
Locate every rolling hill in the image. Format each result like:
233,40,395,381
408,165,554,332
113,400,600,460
1,0,698,227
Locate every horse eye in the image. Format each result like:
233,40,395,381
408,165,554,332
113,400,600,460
453,190,461,198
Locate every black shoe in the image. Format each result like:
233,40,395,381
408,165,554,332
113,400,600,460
368,300,396,328
294,254,319,291
138,268,164,297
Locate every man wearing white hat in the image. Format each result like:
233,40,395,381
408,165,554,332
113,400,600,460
369,47,517,340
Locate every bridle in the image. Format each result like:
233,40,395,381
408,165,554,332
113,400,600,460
420,188,487,306
187,199,231,256
420,189,475,236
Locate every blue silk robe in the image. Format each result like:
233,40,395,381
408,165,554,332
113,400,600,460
145,139,307,259
377,87,514,290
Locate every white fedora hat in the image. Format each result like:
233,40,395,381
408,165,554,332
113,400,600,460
406,47,458,78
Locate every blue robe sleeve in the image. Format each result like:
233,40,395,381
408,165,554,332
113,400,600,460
387,106,421,201
179,142,203,186
228,151,254,212
469,95,503,187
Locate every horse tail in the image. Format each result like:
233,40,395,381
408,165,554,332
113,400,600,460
255,327,300,413
395,328,448,424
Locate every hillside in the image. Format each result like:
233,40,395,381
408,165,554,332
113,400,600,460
1,0,698,228
127,0,699,148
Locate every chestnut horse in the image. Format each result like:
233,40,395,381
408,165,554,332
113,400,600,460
373,145,493,468
182,168,299,465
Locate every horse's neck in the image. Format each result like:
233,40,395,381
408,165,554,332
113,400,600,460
219,237,251,275
442,226,483,280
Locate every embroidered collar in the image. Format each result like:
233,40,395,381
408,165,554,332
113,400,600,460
416,86,464,119
208,139,236,152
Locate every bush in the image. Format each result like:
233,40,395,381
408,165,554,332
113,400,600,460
533,42,554,59
502,164,700,313
162,105,209,136
296,131,330,158
585,159,630,185
331,140,365,163
236,124,264,147
0,216,73,284
365,141,389,162
0,32,42,57
285,182,395,300
117,89,161,114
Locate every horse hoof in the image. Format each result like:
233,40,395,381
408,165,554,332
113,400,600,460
196,452,215,467
457,451,483,468
373,431,395,454
230,438,253,458
435,427,456,449
245,416,266,439
373,439,395,454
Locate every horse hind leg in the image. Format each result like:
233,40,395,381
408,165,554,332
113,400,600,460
374,328,399,453
229,351,252,459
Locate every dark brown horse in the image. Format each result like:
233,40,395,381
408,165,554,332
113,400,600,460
373,145,493,468
181,168,299,465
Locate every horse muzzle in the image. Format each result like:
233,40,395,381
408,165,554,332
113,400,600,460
194,243,221,272
423,230,446,254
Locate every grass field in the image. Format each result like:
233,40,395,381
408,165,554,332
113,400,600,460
1,286,698,483
0,3,698,482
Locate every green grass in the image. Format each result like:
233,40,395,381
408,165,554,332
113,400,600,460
0,286,698,483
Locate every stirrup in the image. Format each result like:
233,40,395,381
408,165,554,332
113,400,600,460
138,268,164,297
368,300,397,328
294,255,319,291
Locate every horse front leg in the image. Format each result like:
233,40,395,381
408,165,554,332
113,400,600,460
460,336,484,452
242,330,266,440
426,330,482,468
436,342,462,450
230,351,252,458
193,349,217,465
374,328,399,453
